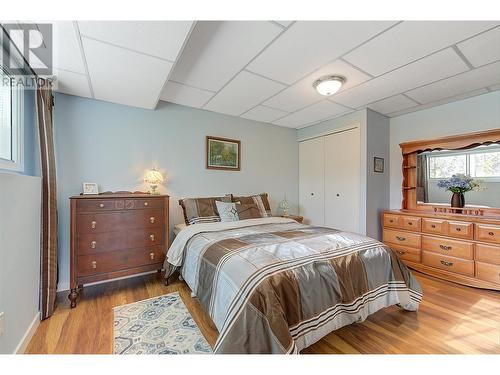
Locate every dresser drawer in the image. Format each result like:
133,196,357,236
383,229,421,248
475,243,500,265
447,221,473,240
76,227,163,255
475,224,500,244
402,216,421,231
76,209,162,234
475,261,500,285
77,199,125,212
422,251,474,277
422,235,474,260
76,246,164,276
383,214,401,229
422,218,446,235
125,198,164,210
388,243,421,263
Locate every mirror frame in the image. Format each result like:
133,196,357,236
399,128,500,217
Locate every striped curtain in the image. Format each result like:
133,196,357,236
36,80,57,320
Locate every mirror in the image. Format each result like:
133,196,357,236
416,143,500,208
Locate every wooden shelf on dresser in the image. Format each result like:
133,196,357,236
382,210,500,291
69,192,169,307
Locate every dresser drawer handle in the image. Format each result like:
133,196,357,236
90,241,96,249
91,261,97,269
150,252,155,260
439,244,452,251
440,260,453,267
395,236,406,241
488,231,495,236
431,224,436,228
144,202,149,206
150,217,155,224
150,234,155,241
99,203,104,208
389,219,394,223
396,250,405,255
455,228,461,232
408,222,413,226
91,221,97,229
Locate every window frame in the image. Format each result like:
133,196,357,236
0,66,24,173
426,146,500,182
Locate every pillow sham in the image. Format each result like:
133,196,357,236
215,201,240,222
236,203,263,220
179,194,232,225
232,193,271,217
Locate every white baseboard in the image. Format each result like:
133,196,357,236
14,312,40,354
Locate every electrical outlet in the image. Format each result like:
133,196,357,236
0,312,4,337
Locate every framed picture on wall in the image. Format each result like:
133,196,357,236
374,157,384,173
206,136,241,171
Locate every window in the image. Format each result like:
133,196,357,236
0,67,23,172
427,146,500,180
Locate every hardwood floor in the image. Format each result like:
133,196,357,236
25,271,500,354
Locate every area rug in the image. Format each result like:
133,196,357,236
113,292,213,354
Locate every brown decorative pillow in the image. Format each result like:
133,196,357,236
232,193,271,217
236,203,262,220
179,194,233,225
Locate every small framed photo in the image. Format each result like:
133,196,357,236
82,182,99,195
374,157,384,173
206,136,241,171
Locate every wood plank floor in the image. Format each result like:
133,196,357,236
26,271,500,354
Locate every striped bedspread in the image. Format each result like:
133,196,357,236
165,217,422,354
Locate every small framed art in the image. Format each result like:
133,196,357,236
374,157,384,173
206,136,241,171
82,182,99,195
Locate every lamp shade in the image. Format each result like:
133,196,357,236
144,168,164,184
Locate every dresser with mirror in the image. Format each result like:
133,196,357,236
382,129,500,290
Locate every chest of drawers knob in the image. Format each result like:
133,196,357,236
91,261,97,269
150,252,155,260
99,203,104,208
150,234,155,241
396,236,406,241
456,228,461,232
396,250,405,255
91,221,97,229
90,241,96,249
144,202,148,206
440,260,453,267
489,232,495,236
150,217,155,224
431,224,436,228
439,244,452,251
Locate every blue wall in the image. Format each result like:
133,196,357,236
53,93,299,290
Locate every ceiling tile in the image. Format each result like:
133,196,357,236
344,21,499,76
333,48,469,108
160,81,215,108
52,22,86,74
273,100,350,128
77,21,193,61
170,21,282,92
53,69,92,98
247,21,397,84
204,71,286,116
387,89,489,117
405,61,500,104
274,21,294,28
82,37,173,109
457,26,500,68
263,59,370,112
241,105,289,123
368,94,418,115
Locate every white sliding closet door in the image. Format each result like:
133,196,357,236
324,128,360,232
299,136,325,225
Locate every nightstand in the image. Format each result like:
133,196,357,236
279,214,304,223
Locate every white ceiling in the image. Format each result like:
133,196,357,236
36,21,500,127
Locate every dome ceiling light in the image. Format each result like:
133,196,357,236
313,75,346,96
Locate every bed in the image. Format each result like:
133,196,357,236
164,216,422,354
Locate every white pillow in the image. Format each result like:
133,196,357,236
215,201,240,222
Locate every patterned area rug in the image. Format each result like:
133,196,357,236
113,292,213,354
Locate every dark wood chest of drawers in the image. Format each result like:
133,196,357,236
69,193,169,307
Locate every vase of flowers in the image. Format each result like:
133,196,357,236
437,174,480,211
